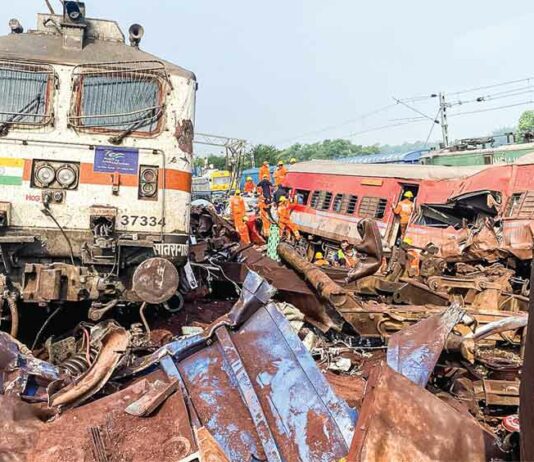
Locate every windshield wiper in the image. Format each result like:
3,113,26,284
0,95,41,137
108,107,162,145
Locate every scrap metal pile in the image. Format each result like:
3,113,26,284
0,203,530,461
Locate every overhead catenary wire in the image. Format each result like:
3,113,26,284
448,100,534,118
446,77,533,97
274,103,398,145
273,75,534,147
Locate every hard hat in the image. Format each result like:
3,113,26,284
404,191,414,199
315,252,324,260
279,196,287,203
278,161,284,166
235,189,241,195
246,176,253,181
262,174,268,179
242,216,248,222
403,237,413,245
290,158,297,164
263,161,268,165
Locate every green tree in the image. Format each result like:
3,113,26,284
516,111,534,142
249,144,281,166
193,154,226,170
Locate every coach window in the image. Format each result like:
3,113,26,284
69,62,169,136
0,61,55,131
296,189,311,205
359,196,387,219
506,192,534,218
345,195,358,214
310,191,321,208
321,191,333,210
333,193,344,213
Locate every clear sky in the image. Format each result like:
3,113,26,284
3,0,534,149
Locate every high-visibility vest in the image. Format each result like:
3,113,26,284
395,199,414,224
230,196,245,217
244,180,255,193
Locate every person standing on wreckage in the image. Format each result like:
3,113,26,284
256,174,273,203
277,196,301,242
230,190,250,244
394,191,415,237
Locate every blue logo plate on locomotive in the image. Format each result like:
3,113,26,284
94,146,139,174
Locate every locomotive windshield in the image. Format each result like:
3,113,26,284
70,61,168,134
0,61,54,127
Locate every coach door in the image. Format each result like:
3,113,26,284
387,183,419,247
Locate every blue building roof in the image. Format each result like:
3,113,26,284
340,149,429,164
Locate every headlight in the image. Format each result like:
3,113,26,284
141,169,157,183
56,165,77,187
35,164,55,186
138,166,158,200
141,182,157,197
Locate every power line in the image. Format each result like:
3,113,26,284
344,118,429,139
393,97,438,122
274,103,397,145
449,100,534,117
446,77,533,97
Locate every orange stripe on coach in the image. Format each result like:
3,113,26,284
23,160,192,192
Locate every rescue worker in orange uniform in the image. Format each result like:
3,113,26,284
394,191,415,237
273,161,288,187
403,237,420,278
259,161,271,183
231,191,251,245
238,216,251,245
230,190,246,222
277,196,300,241
314,252,330,267
257,193,271,237
243,176,255,194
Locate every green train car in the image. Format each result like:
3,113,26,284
421,142,534,166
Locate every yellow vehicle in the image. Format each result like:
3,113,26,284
209,170,232,193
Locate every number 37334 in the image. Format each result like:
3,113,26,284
120,215,166,227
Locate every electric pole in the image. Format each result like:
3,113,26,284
439,93,450,148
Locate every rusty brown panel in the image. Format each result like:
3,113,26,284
386,303,465,387
347,219,384,283
478,379,520,407
175,119,194,155
242,246,344,332
30,372,196,462
347,363,504,462
520,259,534,460
49,325,130,409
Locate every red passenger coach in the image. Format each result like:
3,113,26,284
406,160,534,260
284,160,480,250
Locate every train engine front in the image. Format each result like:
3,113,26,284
0,2,196,338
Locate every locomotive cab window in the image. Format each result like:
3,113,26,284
0,61,55,129
69,62,169,135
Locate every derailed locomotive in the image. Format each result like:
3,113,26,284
0,3,196,338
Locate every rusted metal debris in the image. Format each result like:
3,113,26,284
346,363,506,462
387,302,466,387
0,200,529,461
